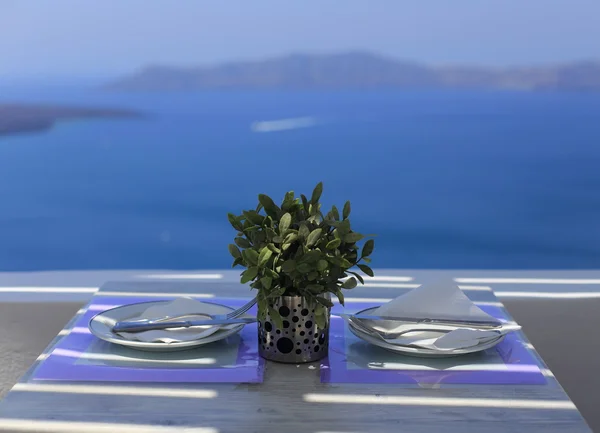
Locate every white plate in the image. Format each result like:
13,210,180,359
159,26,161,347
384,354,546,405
88,300,246,352
347,307,505,358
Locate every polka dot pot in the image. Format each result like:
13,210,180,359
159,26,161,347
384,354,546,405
258,295,330,363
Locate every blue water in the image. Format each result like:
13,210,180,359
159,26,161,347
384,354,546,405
1,88,600,271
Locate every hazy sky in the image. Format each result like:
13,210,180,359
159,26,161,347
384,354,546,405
1,0,599,78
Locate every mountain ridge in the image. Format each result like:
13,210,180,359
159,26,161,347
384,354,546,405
104,51,600,92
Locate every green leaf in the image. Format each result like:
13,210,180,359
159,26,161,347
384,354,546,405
306,228,322,247
314,307,326,329
307,271,319,281
260,276,272,290
342,277,358,289
257,296,268,322
307,284,324,293
284,190,295,201
336,220,351,235
258,194,280,218
300,194,310,212
343,201,351,219
298,250,321,263
227,213,242,231
258,193,276,209
234,237,251,248
281,260,296,273
264,216,274,227
255,202,263,213
243,249,259,266
331,205,340,221
253,230,266,245
296,262,312,273
228,244,241,259
362,239,374,257
231,257,244,268
240,267,258,284
358,264,374,277
267,243,281,254
272,236,283,243
268,306,284,329
347,270,365,285
311,182,323,204
332,287,345,305
326,238,341,249
328,256,353,268
344,232,364,243
267,286,286,298
243,210,264,226
362,257,372,264
282,233,298,250
298,224,310,239
281,191,295,211
258,247,273,267
279,212,292,234
266,227,278,240
284,233,298,243
346,253,358,262
315,296,334,308
264,268,279,279
317,259,329,272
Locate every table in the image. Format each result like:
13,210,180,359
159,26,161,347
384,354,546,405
0,280,592,433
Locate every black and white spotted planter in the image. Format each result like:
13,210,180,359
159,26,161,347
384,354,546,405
258,295,330,363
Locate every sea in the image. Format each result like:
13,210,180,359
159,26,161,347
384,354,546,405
1,86,600,271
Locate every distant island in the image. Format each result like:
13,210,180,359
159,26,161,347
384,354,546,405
0,104,141,137
105,51,600,92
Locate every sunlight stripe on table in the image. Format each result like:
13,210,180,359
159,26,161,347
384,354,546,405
11,383,218,399
96,291,215,298
0,286,97,293
56,326,90,336
455,278,600,284
473,300,504,307
86,303,123,311
344,297,393,303
344,276,414,282
51,348,217,365
496,291,600,299
0,418,218,433
137,273,224,280
303,393,576,409
360,283,420,289
359,283,492,291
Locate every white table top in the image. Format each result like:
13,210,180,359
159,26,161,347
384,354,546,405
0,279,592,433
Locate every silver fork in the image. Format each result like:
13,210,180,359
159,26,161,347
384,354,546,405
112,297,257,332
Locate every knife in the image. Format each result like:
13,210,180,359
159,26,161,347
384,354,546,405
347,314,502,329
112,317,257,333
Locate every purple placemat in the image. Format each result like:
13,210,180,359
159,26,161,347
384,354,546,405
321,302,546,385
31,296,264,383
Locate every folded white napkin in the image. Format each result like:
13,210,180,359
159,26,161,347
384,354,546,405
347,280,522,351
114,297,238,344
385,326,519,351
370,279,502,333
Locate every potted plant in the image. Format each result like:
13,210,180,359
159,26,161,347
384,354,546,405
227,182,375,363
